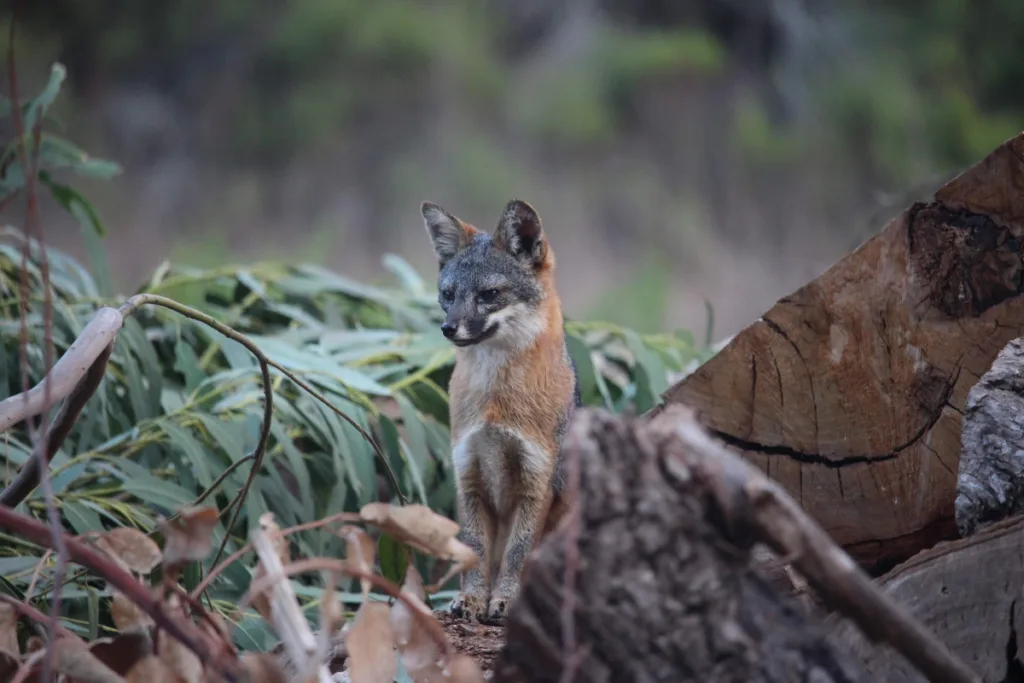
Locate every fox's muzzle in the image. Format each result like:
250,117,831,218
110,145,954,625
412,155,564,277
440,302,496,346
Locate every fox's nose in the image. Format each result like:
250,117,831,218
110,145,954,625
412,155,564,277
441,321,457,339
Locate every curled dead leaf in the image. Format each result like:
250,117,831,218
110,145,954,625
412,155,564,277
0,602,17,655
54,635,125,683
124,655,174,683
340,525,376,600
110,590,154,633
155,595,202,683
96,528,163,575
89,632,152,676
25,635,45,652
389,565,443,683
238,652,288,683
358,504,478,585
0,646,19,683
445,654,485,683
160,506,219,569
346,602,396,683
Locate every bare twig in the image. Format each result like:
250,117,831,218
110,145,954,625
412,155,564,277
0,504,240,682
8,14,67,683
654,405,981,683
190,510,360,599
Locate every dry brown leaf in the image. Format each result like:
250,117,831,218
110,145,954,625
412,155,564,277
340,525,377,600
445,654,484,683
0,603,17,654
55,635,125,683
238,652,288,683
25,635,45,653
160,506,219,568
346,602,396,683
358,504,478,579
124,655,175,683
389,565,443,683
0,646,20,682
96,528,164,575
155,595,202,683
89,632,152,676
110,589,154,633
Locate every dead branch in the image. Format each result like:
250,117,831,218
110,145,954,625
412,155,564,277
0,343,114,508
250,520,332,683
0,306,123,434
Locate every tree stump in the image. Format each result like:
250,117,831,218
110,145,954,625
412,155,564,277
957,338,1024,537
492,409,871,683
651,131,1024,572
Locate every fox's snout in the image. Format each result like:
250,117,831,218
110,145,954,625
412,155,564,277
440,302,495,346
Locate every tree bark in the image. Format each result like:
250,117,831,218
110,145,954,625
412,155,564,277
956,338,1024,537
650,132,1024,573
827,515,1024,683
493,408,873,683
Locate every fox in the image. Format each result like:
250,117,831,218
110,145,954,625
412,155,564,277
420,198,582,622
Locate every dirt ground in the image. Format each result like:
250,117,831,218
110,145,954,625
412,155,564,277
436,612,506,675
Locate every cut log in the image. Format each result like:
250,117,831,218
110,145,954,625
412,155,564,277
651,131,1024,572
956,337,1024,537
827,515,1024,683
492,408,973,683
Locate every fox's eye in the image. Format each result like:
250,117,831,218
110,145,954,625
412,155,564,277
478,288,500,303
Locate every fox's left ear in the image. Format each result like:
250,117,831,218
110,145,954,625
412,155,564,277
493,199,547,267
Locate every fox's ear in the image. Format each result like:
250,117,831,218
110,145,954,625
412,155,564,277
493,199,547,267
421,202,478,266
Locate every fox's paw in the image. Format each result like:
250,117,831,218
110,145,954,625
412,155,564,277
484,595,511,624
448,591,489,622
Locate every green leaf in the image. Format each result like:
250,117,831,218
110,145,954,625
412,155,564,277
565,333,597,403
62,500,105,534
25,63,67,131
161,420,214,488
377,533,409,585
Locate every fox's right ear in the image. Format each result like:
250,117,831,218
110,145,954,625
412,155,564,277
421,202,478,267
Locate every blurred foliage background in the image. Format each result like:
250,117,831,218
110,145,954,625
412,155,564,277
6,0,1024,337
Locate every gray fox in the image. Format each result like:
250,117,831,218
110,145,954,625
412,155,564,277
420,198,582,622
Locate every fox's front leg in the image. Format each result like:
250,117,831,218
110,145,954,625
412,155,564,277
487,489,551,621
448,484,494,621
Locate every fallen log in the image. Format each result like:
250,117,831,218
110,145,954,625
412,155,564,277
651,131,1024,572
493,407,977,683
828,515,1024,683
956,337,1024,537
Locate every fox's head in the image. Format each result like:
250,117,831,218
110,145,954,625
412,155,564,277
420,199,554,350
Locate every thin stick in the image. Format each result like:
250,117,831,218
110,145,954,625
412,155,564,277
190,510,360,599
120,293,275,570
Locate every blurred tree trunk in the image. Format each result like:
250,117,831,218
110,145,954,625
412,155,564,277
492,409,871,683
